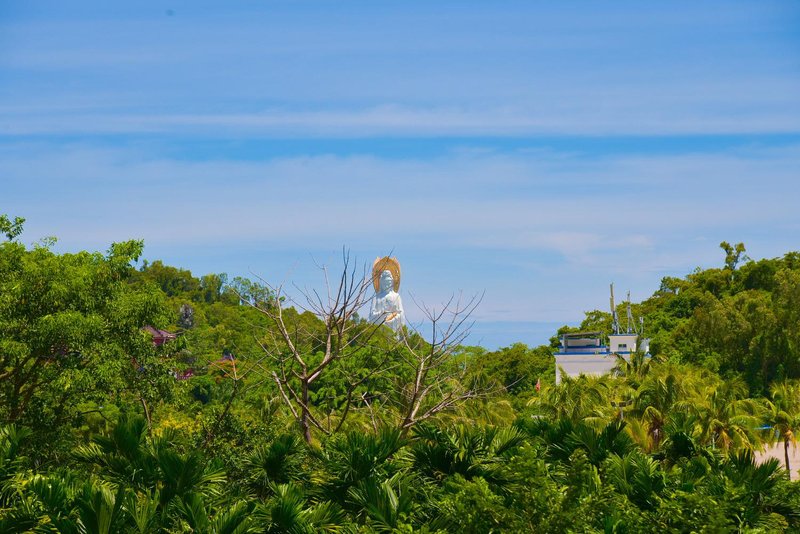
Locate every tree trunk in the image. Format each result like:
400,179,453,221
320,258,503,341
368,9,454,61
301,380,312,444
785,438,792,475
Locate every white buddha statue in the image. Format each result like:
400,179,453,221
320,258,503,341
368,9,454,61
369,257,405,332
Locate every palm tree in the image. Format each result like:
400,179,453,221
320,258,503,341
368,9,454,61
0,424,31,509
74,482,127,534
762,380,800,473
347,472,416,532
6,472,81,533
124,489,160,534
437,397,517,428
72,415,159,493
410,424,524,486
316,427,406,504
152,445,227,508
73,415,227,530
612,351,660,388
721,449,800,531
632,363,703,452
243,433,306,498
2,472,133,534
684,379,762,452
605,450,666,510
525,417,633,468
565,420,634,467
659,411,704,466
528,373,611,426
256,482,343,533
175,493,255,534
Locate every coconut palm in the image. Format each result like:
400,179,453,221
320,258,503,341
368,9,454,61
632,363,700,451
525,417,633,470
685,379,762,452
566,420,634,467
438,397,517,427
659,411,705,467
612,350,660,388
528,373,611,426
762,380,800,473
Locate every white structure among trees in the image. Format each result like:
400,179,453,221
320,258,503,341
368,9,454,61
555,285,650,384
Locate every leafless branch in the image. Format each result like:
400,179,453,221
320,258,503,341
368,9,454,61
394,290,490,436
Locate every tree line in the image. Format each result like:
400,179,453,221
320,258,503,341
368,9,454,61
2,215,800,531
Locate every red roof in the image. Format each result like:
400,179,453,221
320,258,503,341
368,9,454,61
143,326,177,346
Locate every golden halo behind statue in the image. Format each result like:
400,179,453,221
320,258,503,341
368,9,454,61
372,256,401,292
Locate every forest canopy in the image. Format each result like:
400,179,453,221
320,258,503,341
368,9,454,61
3,216,800,532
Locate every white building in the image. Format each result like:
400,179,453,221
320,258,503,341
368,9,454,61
554,285,650,384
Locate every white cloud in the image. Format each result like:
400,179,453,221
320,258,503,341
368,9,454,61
2,2,797,141
4,142,798,260
2,102,799,137
2,141,797,327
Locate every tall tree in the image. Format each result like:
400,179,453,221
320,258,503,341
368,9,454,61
0,231,171,431
685,379,761,451
0,214,25,241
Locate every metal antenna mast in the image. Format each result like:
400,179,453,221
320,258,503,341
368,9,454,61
626,290,634,334
610,283,620,335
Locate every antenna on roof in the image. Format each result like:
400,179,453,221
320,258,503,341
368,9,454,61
626,290,634,334
610,283,620,335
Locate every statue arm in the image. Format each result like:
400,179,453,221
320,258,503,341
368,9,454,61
368,297,381,322
393,295,405,323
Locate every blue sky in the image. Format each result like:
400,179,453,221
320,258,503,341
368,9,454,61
2,1,799,348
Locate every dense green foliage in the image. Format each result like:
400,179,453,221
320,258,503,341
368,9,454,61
3,218,800,532
0,235,175,446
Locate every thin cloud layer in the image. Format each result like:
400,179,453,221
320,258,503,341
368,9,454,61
2,1,798,345
1,2,799,137
3,142,798,326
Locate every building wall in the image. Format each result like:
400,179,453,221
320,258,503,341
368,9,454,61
555,354,621,384
608,334,638,353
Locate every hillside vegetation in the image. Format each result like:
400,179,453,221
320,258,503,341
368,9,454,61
2,215,800,532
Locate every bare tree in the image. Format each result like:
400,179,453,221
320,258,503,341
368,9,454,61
238,251,490,443
396,292,489,437
244,250,393,443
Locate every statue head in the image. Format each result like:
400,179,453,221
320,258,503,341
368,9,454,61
372,256,401,293
379,270,394,293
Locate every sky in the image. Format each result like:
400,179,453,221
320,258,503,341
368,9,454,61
2,1,799,349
